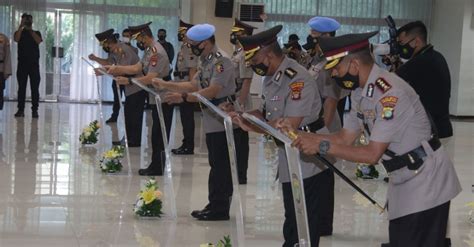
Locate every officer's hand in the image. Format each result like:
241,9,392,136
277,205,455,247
292,132,321,155
219,102,235,113
105,65,121,76
151,78,164,90
93,68,104,76
275,118,297,136
230,113,255,132
115,76,129,85
88,53,97,61
164,92,183,104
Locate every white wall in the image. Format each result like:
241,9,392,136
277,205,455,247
431,0,474,116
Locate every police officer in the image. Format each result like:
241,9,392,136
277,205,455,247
89,31,125,124
153,23,246,221
13,13,42,118
0,32,12,110
286,42,311,67
90,29,143,147
122,28,138,54
229,18,256,184
232,25,332,247
171,20,197,155
106,22,171,176
289,31,461,247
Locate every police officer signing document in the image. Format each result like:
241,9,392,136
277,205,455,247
283,31,461,247
230,25,333,247
106,22,171,176
153,23,247,221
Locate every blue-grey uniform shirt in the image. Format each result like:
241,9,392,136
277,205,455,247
107,42,141,96
344,65,461,220
261,56,330,183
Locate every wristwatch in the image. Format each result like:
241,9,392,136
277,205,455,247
319,140,331,155
181,92,188,103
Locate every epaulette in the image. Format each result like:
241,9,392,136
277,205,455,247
284,68,297,79
375,77,392,93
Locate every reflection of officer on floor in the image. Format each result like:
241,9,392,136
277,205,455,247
89,29,143,147
232,25,332,246
153,23,246,221
0,32,12,110
229,18,256,184
13,13,43,118
171,20,197,155
106,22,171,176
290,31,461,247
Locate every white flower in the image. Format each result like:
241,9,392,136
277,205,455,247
136,199,144,208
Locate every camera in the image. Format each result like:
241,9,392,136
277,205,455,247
22,13,33,27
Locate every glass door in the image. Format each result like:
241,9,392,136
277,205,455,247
45,10,74,102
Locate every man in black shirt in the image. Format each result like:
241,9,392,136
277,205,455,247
157,29,173,81
13,13,42,118
396,21,453,140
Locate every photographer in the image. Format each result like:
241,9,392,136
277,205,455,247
13,13,43,118
395,21,453,142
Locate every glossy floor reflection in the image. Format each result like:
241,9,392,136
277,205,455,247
0,102,473,247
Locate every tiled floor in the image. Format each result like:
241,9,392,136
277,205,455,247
0,102,473,247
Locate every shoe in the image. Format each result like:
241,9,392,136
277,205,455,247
319,230,333,237
128,142,141,147
238,179,247,185
32,111,39,118
171,146,194,155
381,243,390,247
138,167,163,176
196,210,230,221
106,116,117,124
191,204,211,218
14,110,24,117
445,238,451,247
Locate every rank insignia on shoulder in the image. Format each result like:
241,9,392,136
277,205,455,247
274,71,282,82
215,62,224,73
366,83,374,98
289,81,304,100
284,68,297,79
375,78,391,93
215,51,222,58
379,96,398,120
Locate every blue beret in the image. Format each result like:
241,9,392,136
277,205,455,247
308,17,340,33
186,23,216,42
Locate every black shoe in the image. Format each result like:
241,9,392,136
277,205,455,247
128,142,141,147
196,210,230,221
138,167,163,176
171,146,194,155
381,243,390,247
238,179,247,185
319,230,333,237
14,110,24,117
106,116,117,124
445,238,451,247
32,111,39,118
191,204,211,218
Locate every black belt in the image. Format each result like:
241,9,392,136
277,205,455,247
273,117,325,146
200,94,236,109
381,136,441,173
173,71,189,79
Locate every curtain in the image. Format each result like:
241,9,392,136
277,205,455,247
0,0,179,102
245,0,433,44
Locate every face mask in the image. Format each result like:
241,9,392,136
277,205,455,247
190,41,204,56
178,33,184,42
398,38,415,59
250,57,269,76
137,41,146,51
122,37,130,43
158,35,166,41
230,33,237,45
102,46,110,53
332,61,360,90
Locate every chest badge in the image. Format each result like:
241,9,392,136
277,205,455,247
380,96,398,120
289,81,304,100
215,62,224,73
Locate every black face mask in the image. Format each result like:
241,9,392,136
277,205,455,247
137,41,146,51
398,38,415,59
158,35,166,41
190,42,204,56
230,33,237,45
332,62,360,90
178,33,184,42
102,46,110,53
250,58,270,76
